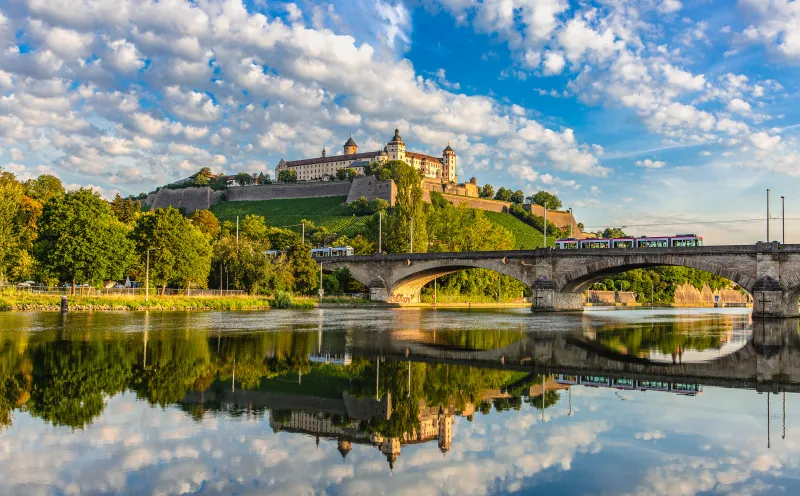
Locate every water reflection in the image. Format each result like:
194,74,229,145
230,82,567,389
0,309,799,494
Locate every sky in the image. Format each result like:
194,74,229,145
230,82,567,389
1,0,800,244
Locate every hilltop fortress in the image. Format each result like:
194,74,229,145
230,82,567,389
276,129,457,183
141,128,580,234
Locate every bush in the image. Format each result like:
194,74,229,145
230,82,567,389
270,290,293,309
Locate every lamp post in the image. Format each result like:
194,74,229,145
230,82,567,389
378,211,382,254
319,262,324,303
145,247,156,301
410,216,414,254
543,205,547,248
767,189,771,242
781,196,785,244
569,207,573,238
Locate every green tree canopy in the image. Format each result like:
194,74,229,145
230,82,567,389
130,207,212,289
35,189,134,285
494,187,512,202
602,227,628,239
510,190,525,204
190,209,221,239
479,184,494,199
384,161,428,253
277,169,298,183
527,191,562,210
24,174,64,204
110,193,141,224
235,172,255,186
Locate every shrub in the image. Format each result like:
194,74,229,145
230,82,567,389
271,289,293,309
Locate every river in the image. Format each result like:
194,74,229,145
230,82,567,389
0,307,798,495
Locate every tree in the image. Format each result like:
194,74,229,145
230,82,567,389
24,175,64,204
384,161,427,253
277,169,297,184
235,172,254,186
190,210,220,239
602,227,628,239
335,168,349,181
494,187,512,201
130,207,212,291
193,174,209,186
527,191,562,210
35,189,134,287
240,214,268,241
510,190,525,204
480,184,494,199
110,194,141,224
286,243,318,294
0,170,25,281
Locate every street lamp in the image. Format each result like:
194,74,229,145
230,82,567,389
569,207,573,238
145,247,157,301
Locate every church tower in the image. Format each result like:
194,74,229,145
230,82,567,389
442,142,457,183
321,146,327,158
386,128,406,162
343,136,358,155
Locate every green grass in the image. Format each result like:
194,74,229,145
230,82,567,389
484,211,552,249
0,291,274,311
210,197,369,236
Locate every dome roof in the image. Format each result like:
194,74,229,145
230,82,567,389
389,128,404,143
344,136,357,147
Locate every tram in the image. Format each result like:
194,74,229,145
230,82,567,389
310,246,355,258
554,234,703,249
553,374,703,396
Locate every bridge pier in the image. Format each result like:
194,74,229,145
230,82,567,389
531,280,583,313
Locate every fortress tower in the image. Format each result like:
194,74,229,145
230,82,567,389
386,128,406,162
442,143,457,183
343,136,358,155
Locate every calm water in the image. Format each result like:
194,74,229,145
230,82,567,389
1,307,799,495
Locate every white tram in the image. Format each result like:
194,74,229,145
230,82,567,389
554,234,703,249
310,246,355,258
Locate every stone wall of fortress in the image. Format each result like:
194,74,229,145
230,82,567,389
142,187,223,214
346,176,396,205
226,181,351,201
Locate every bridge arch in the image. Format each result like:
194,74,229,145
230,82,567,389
554,255,757,294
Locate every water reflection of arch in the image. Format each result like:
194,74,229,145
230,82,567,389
351,319,800,389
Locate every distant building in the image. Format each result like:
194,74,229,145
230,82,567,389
275,129,457,183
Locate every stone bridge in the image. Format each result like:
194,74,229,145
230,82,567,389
322,242,800,317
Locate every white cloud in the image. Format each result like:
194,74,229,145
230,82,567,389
106,39,145,73
657,0,683,14
750,131,781,150
543,51,566,76
727,98,752,114
635,159,666,169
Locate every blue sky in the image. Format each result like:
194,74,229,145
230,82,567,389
1,0,800,243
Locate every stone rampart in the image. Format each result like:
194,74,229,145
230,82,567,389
523,204,579,234
227,182,351,201
346,177,396,206
429,194,512,213
142,187,222,214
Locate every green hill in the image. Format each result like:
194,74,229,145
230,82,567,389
209,197,549,248
210,196,369,236
484,211,551,249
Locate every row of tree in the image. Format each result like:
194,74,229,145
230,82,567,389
0,168,319,294
478,184,564,210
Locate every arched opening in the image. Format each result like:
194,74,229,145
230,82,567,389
562,263,753,307
389,265,531,305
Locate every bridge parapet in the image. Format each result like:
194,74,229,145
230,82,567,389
323,243,800,317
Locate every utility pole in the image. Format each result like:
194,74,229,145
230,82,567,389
378,211,382,254
219,263,223,292
767,189,770,242
543,206,547,248
302,222,305,245
569,207,573,238
236,215,239,247
319,262,324,303
782,196,785,244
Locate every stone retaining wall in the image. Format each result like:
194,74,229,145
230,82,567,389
142,187,222,214
227,181,351,201
346,176,396,205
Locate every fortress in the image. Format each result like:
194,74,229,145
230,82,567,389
275,129,457,183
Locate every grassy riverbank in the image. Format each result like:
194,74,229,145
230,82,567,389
0,292,315,311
